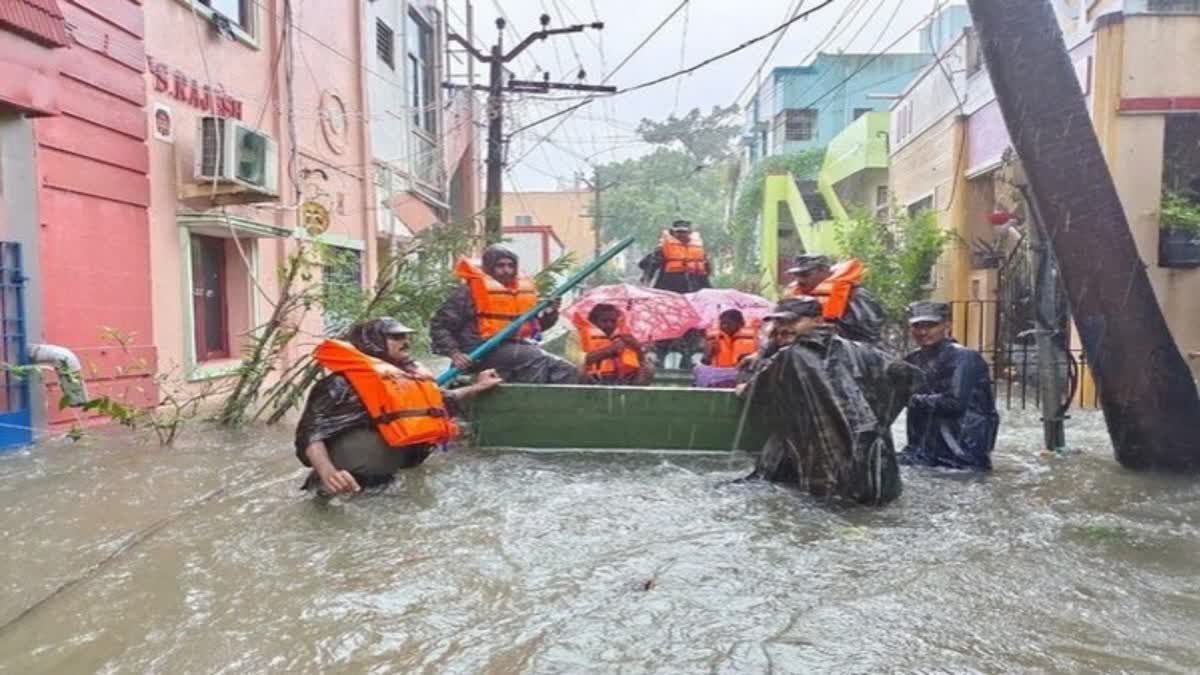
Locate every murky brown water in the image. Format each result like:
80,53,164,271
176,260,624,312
2,410,1199,673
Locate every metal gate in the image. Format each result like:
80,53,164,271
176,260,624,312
0,241,31,451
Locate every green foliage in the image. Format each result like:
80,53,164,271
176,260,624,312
636,105,741,164
531,252,578,296
832,208,951,328
730,149,827,273
1159,190,1200,235
595,148,732,267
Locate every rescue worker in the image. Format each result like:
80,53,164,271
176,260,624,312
785,254,884,344
573,303,654,386
638,219,711,294
739,297,919,506
638,220,710,367
430,245,578,384
295,318,502,497
899,301,1000,471
694,309,758,388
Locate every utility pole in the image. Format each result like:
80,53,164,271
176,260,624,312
448,14,615,240
579,168,619,256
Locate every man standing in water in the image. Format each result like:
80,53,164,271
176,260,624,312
431,245,578,384
297,318,502,497
899,301,1000,471
739,297,918,505
784,254,884,344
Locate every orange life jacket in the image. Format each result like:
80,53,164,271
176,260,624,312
572,315,642,378
313,339,458,448
786,258,864,321
706,320,760,367
454,258,539,339
659,231,707,275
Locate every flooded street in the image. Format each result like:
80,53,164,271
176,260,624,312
2,410,1200,673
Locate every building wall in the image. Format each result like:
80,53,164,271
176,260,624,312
746,52,932,159
144,0,372,387
34,0,156,422
501,190,595,263
1108,13,1200,368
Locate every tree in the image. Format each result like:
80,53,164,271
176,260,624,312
596,107,743,270
596,148,731,266
636,105,741,164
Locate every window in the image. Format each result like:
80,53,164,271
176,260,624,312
1162,114,1200,196
199,0,250,30
875,185,889,207
407,11,437,133
853,107,873,121
191,234,229,361
514,214,534,226
377,19,395,70
321,248,364,335
907,195,934,218
783,109,817,141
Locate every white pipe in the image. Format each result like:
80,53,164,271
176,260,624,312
29,343,88,407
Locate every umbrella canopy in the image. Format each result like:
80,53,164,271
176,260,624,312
566,283,701,343
685,288,774,330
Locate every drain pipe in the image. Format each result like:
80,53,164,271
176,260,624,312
28,343,89,407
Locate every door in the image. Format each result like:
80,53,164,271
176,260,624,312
191,234,229,360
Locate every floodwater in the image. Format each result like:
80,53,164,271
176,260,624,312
2,410,1199,673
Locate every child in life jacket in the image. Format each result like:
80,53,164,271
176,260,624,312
573,303,654,386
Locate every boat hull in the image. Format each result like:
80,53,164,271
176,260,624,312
464,383,768,452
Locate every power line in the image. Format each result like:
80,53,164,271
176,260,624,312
731,0,806,106
507,0,838,139
671,0,692,114
606,0,692,83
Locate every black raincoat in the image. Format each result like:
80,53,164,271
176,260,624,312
429,246,578,384
295,319,458,489
899,339,999,471
835,286,885,345
744,326,919,506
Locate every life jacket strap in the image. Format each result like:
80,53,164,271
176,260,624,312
374,408,447,425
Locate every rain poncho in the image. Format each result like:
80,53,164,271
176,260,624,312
834,286,885,345
429,246,578,384
295,319,457,488
744,326,920,506
899,339,999,471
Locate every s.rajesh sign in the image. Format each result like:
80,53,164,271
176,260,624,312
147,56,244,120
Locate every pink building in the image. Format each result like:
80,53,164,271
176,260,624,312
143,0,376,389
0,0,155,434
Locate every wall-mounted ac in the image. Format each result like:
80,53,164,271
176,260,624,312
194,117,279,200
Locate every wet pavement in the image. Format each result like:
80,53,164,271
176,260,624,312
2,410,1199,673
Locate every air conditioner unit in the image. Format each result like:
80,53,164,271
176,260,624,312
194,116,279,197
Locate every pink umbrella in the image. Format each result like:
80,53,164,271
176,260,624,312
684,288,774,330
565,283,701,343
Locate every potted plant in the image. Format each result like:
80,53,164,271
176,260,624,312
1158,191,1200,268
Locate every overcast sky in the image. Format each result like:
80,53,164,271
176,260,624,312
444,0,962,191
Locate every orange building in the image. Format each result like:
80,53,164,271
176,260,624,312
501,190,595,262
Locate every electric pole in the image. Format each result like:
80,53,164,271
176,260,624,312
580,169,619,256
448,15,615,241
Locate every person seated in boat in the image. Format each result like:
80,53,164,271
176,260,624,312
694,309,759,388
296,318,502,497
898,301,1000,471
573,303,654,386
784,254,884,345
431,245,579,384
738,297,919,506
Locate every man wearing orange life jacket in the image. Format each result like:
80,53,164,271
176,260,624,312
638,220,711,294
702,309,760,368
573,303,654,385
296,318,502,497
430,245,578,384
785,254,884,344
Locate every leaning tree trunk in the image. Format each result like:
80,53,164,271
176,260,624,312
967,0,1200,471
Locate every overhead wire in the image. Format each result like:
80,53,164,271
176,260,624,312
731,0,806,107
